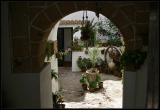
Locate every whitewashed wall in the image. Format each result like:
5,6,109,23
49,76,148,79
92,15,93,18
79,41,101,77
44,55,59,93
40,63,53,108
46,21,60,93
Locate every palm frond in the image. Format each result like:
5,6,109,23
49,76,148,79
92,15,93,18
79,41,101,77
73,26,81,33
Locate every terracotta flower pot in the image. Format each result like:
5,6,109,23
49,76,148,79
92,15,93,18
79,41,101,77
56,104,65,109
82,84,88,90
86,68,99,82
89,87,96,92
99,82,103,89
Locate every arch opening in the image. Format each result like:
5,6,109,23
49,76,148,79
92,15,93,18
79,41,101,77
45,10,125,108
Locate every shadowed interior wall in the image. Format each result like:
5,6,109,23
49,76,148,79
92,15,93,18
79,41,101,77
146,2,159,108
1,2,53,108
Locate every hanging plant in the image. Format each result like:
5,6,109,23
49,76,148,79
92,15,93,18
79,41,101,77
45,41,54,61
73,19,97,47
81,19,97,41
120,49,147,71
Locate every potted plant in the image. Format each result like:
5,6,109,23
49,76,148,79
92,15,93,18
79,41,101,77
52,92,58,108
73,19,97,48
45,41,54,61
77,56,86,72
88,80,98,92
51,69,58,80
77,56,92,72
86,47,101,74
120,49,147,71
84,47,104,92
79,72,102,92
95,74,103,89
79,74,88,90
52,92,65,109
89,74,103,91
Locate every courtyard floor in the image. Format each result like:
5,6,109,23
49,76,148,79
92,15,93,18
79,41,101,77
58,67,123,108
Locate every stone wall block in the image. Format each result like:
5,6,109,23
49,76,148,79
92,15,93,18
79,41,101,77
12,38,30,57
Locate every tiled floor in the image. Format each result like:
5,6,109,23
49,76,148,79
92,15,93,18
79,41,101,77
58,67,123,108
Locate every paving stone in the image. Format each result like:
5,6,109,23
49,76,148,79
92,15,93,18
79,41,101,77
58,67,122,108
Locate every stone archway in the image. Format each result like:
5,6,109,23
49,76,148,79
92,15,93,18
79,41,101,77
30,2,143,72
29,3,139,108
28,2,150,108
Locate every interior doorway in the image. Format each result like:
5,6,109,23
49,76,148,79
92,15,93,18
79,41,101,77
57,27,73,67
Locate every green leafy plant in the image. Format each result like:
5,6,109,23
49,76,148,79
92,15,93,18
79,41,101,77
79,74,87,84
107,35,123,47
45,41,54,61
55,49,70,59
120,49,147,71
87,75,103,91
95,74,101,83
55,51,63,59
79,71,102,91
80,19,97,42
52,91,64,106
95,58,106,73
88,81,98,89
96,58,104,67
88,47,101,68
71,38,84,51
79,74,88,90
77,56,92,72
51,69,58,80
74,19,97,47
